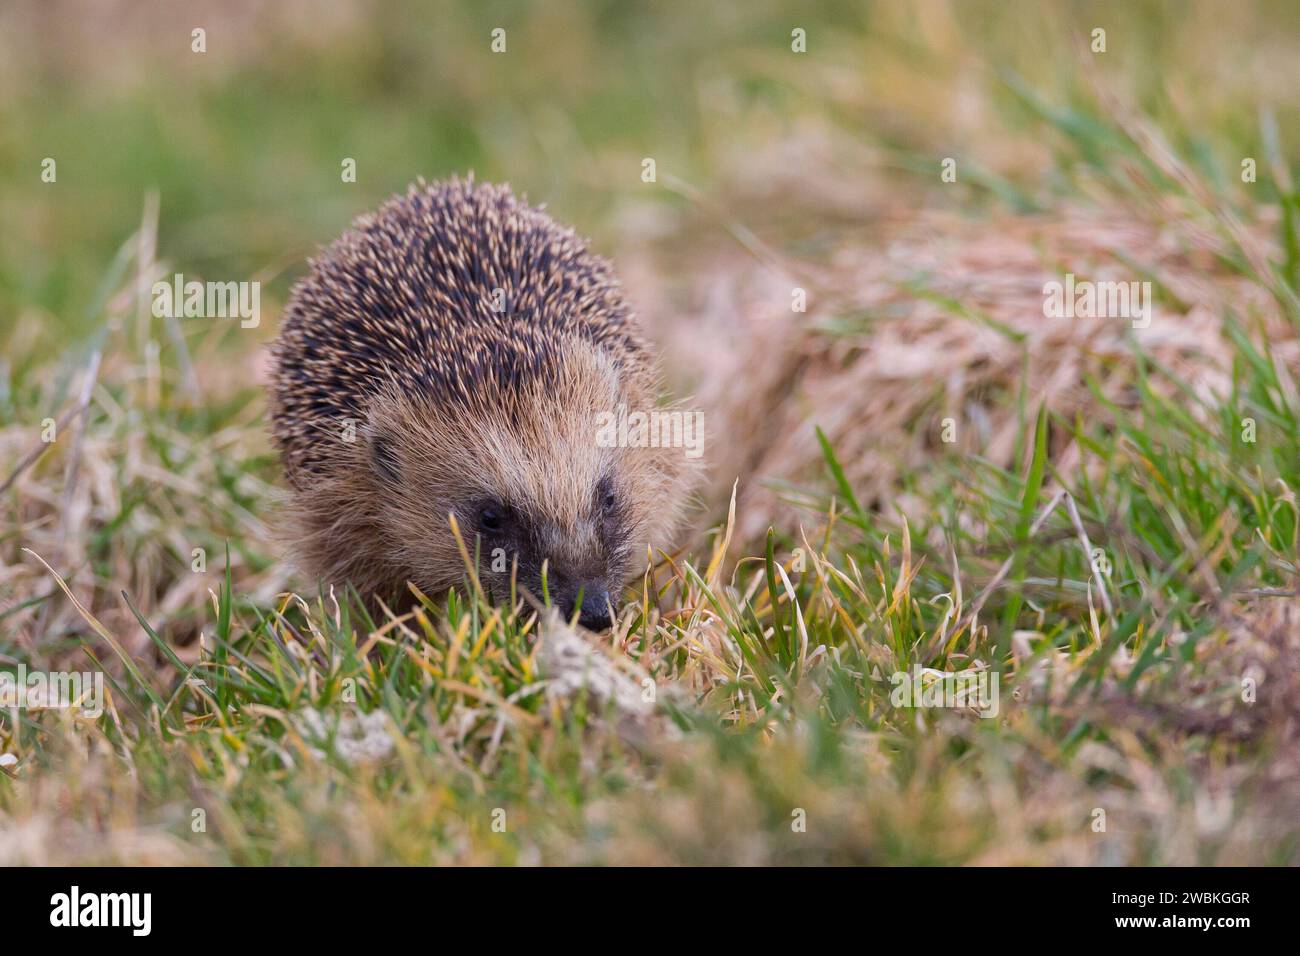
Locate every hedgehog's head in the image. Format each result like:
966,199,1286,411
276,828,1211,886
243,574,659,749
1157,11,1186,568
360,337,695,628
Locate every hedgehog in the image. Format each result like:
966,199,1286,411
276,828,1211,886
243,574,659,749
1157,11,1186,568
267,177,695,628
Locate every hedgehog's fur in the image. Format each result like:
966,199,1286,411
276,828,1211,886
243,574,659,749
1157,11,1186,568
268,177,694,624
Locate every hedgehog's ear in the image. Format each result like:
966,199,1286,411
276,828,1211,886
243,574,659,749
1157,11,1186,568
368,429,402,484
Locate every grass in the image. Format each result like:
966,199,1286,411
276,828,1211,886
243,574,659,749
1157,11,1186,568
2,0,1299,865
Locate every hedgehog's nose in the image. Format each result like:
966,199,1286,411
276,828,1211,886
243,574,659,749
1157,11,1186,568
558,585,612,631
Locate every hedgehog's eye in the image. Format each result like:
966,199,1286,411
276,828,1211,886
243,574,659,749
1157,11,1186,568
477,503,506,534
597,477,618,516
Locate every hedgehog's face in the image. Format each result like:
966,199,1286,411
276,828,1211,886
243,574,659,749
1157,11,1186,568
453,471,628,629
361,344,691,628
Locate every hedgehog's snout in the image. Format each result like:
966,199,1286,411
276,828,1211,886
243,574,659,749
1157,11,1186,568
556,582,613,631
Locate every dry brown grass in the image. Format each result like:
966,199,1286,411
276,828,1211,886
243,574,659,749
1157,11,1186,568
626,191,1297,545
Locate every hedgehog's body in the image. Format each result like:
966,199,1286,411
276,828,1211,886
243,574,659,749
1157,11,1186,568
269,178,691,624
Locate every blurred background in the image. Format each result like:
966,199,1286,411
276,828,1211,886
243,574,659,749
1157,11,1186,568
3,0,1298,342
